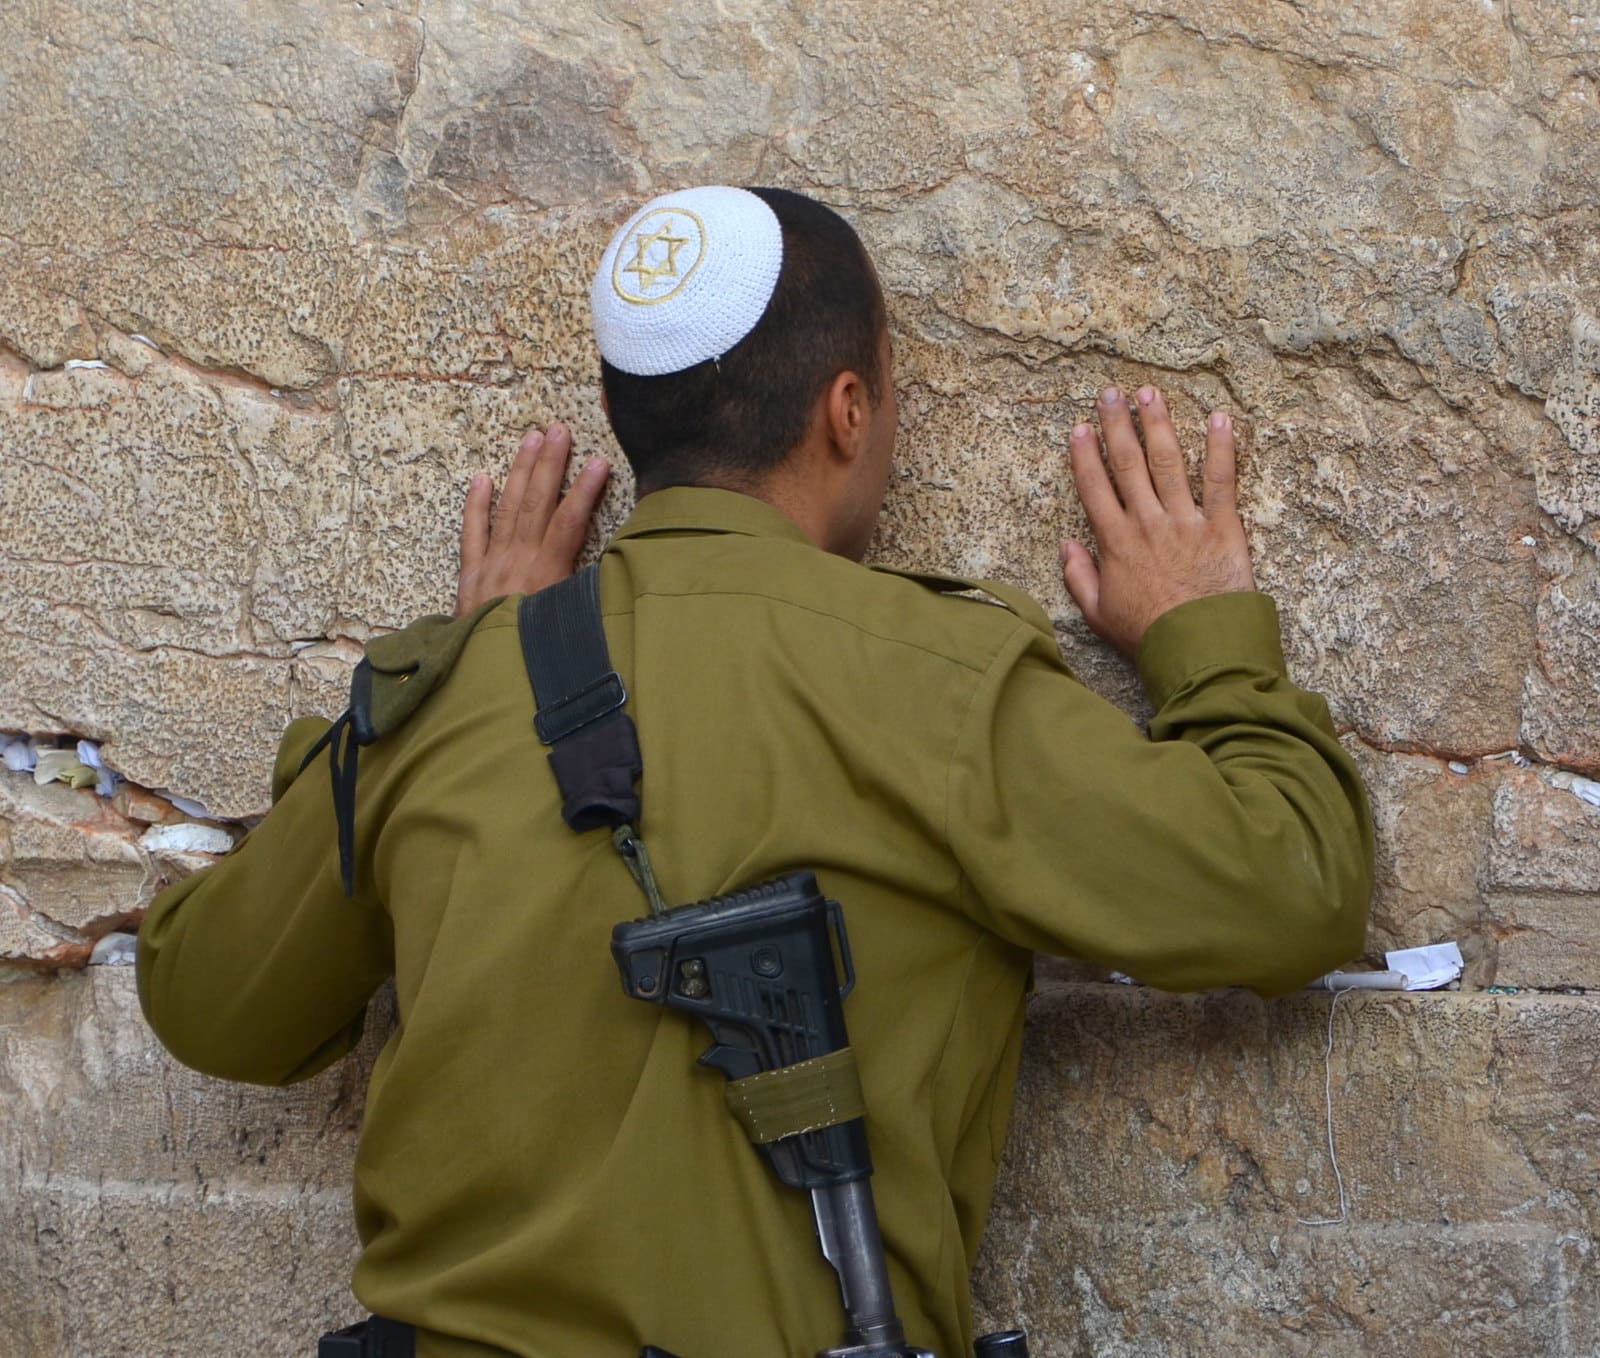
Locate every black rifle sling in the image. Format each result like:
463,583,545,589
517,564,642,833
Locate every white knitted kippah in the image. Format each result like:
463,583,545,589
590,186,783,377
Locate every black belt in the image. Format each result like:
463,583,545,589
318,1317,689,1358
318,1317,415,1358
317,1317,1022,1357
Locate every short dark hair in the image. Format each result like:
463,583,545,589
600,187,886,493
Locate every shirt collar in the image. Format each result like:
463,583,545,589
610,486,815,547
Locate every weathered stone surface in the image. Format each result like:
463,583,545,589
1487,769,1600,895
975,1217,1592,1358
1540,313,1600,544
8,1182,360,1358
1490,892,1600,992
0,967,382,1193
3,0,1597,813
0,883,71,963
1522,311,1600,772
1524,528,1600,773
1247,402,1540,756
0,970,382,1354
1344,742,1498,979
335,373,628,628
1,776,146,928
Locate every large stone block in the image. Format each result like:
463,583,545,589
0,960,381,1190
1481,766,1600,989
1344,742,1497,977
970,984,1600,1356
1524,529,1600,774
974,1216,1593,1358
0,775,148,931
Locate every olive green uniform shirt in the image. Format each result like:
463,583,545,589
138,487,1372,1358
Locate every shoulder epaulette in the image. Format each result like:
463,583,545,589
869,564,1055,638
298,596,503,895
361,597,503,737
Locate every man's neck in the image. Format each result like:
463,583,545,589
642,463,837,556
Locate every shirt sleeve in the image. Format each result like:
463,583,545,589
947,591,1374,996
135,719,394,1086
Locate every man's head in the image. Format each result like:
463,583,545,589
590,185,895,558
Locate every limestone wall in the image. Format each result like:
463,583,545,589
1,1,1596,1353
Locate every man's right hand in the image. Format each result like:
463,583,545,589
1061,385,1257,659
455,423,611,616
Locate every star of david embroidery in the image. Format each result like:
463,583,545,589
621,219,690,292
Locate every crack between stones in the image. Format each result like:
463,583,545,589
1,731,247,970
1341,730,1594,783
1,728,251,829
6,335,518,413
393,8,428,155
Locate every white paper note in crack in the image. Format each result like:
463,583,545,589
139,823,234,855
1385,942,1464,991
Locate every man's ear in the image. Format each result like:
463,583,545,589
822,367,869,462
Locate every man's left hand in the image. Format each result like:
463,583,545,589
454,424,611,616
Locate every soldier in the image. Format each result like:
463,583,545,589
138,186,1372,1358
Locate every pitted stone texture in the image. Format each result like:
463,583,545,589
1540,313,1600,542
337,374,627,629
969,984,1600,1356
0,1,423,386
1245,398,1539,756
0,353,345,817
1521,313,1600,772
1523,523,1600,774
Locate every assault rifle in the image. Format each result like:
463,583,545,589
614,871,1028,1358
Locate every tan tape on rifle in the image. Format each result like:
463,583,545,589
723,1046,866,1144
